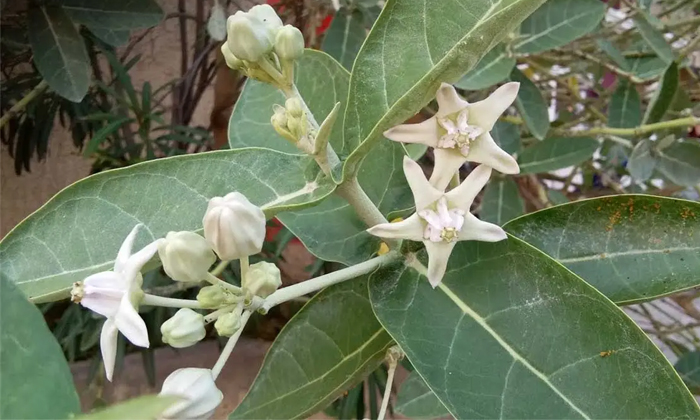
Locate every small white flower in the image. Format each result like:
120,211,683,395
384,82,520,190
367,157,507,287
71,224,159,381
202,192,266,261
159,368,223,420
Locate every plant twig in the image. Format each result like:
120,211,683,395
0,80,49,130
558,116,699,137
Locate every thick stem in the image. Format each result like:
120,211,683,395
239,256,249,280
0,80,49,130
212,310,252,380
141,294,201,309
336,177,390,228
558,116,699,137
260,252,400,311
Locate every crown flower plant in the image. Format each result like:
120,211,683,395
4,1,700,420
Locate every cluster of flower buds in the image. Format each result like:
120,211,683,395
270,97,314,150
220,5,304,87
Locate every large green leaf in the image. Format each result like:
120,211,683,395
0,149,334,302
510,68,550,140
628,56,667,80
230,277,393,419
341,0,547,177
61,0,164,30
480,177,524,226
455,45,515,91
28,5,90,102
0,278,81,419
395,372,450,419
643,62,679,125
369,238,699,418
505,195,700,304
634,11,675,64
77,395,178,420
514,0,605,54
321,8,366,70
518,137,598,174
608,80,641,129
657,141,700,187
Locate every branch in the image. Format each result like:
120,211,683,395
0,80,49,130
556,116,699,137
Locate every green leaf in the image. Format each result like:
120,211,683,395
492,120,521,155
633,11,675,64
643,62,679,124
480,177,524,226
87,27,131,47
62,0,164,30
28,5,91,102
675,351,700,392
505,195,700,304
341,0,547,178
395,372,450,419
230,277,393,419
627,139,657,181
547,189,569,205
518,137,598,174
321,8,366,70
369,238,700,418
514,0,605,54
77,395,179,420
608,80,641,129
657,141,700,187
596,39,630,71
455,44,515,91
0,278,81,419
628,56,667,80
0,149,335,301
84,117,134,156
510,67,550,140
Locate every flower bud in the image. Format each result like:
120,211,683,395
243,262,281,298
158,231,216,283
226,12,272,62
202,192,266,261
221,42,244,70
197,285,226,309
161,308,206,348
248,4,283,36
285,97,304,118
159,368,223,419
274,25,304,60
214,311,241,337
271,107,288,128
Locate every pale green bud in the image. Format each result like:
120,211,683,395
274,25,304,60
161,308,206,348
248,4,283,37
271,107,288,129
285,97,304,118
286,117,301,138
243,261,281,298
226,12,272,61
215,311,241,337
158,231,216,283
197,285,226,309
221,42,244,70
202,192,266,261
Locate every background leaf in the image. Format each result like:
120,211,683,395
455,45,515,91
230,277,393,419
61,0,164,30
627,139,657,181
77,395,178,420
643,62,679,124
28,6,90,102
480,177,524,226
321,8,366,70
395,372,450,419
369,238,699,419
633,11,675,64
0,149,334,301
87,27,131,47
505,195,700,304
514,0,605,54
510,67,550,140
675,351,700,393
518,137,598,174
0,278,81,419
491,120,521,155
657,141,700,187
608,80,641,129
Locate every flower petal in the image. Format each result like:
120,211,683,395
468,132,520,175
114,224,142,272
81,291,123,319
121,240,162,286
458,213,508,242
367,214,424,241
113,295,150,348
435,83,469,117
429,148,466,191
383,117,439,147
468,82,519,130
100,319,119,382
446,164,492,211
424,240,457,288
403,157,443,210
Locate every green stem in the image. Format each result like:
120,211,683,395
212,310,252,380
141,293,201,309
239,256,249,281
0,80,49,130
557,116,699,137
210,260,230,276
336,176,390,227
206,272,242,293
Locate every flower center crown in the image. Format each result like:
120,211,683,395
418,197,465,243
437,108,483,156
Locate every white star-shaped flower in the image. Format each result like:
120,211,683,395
384,82,520,190
367,157,507,287
71,224,160,381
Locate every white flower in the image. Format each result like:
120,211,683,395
383,82,520,190
161,308,206,349
367,157,507,287
71,224,159,381
158,231,216,283
159,368,223,420
202,192,266,261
